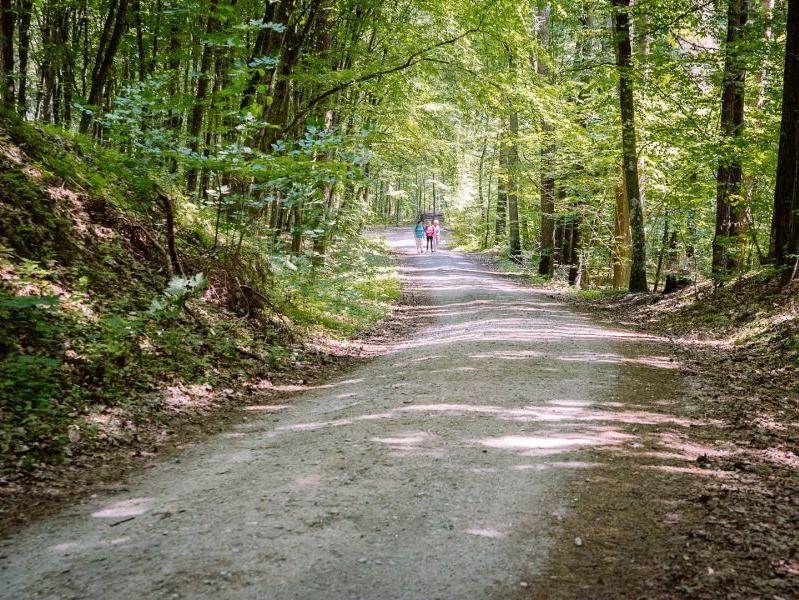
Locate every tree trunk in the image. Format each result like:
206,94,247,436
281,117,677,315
16,0,33,114
157,187,183,276
0,0,15,108
536,4,556,276
612,0,647,292
79,0,129,133
483,165,493,249
712,0,748,281
133,0,146,82
478,131,487,240
240,0,293,111
612,175,632,289
768,0,799,281
567,217,582,285
431,174,437,214
653,216,669,292
186,0,219,193
507,107,521,260
754,0,775,110
258,1,321,151
495,132,507,239
538,126,556,275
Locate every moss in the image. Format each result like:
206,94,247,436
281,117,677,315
0,170,77,262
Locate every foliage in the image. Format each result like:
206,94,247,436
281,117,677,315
0,116,397,467
0,0,796,462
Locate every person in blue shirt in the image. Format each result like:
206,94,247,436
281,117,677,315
414,220,425,253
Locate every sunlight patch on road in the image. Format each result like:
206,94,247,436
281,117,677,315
465,528,505,539
470,350,545,360
478,435,601,450
294,474,324,486
643,465,737,478
478,431,634,453
371,431,434,446
92,497,153,518
557,353,681,369
512,461,604,471
243,404,290,412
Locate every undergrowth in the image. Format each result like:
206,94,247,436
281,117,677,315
0,115,398,470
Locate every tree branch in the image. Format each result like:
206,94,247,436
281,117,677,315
282,26,483,135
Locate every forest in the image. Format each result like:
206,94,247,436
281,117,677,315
0,0,797,289
1,0,799,597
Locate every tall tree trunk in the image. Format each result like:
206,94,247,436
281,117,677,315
538,125,556,275
653,215,670,292
0,0,15,108
612,173,632,289
754,0,775,109
431,174,437,214
768,0,799,281
186,0,219,193
712,0,748,281
259,1,321,151
240,0,292,111
507,107,521,260
166,19,182,133
567,217,582,285
495,132,507,239
612,0,647,292
79,0,129,133
483,164,493,249
133,0,146,82
16,0,32,113
536,4,556,276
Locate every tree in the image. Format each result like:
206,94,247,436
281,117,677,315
507,54,521,260
768,0,799,281
712,0,748,281
0,0,15,107
536,4,556,276
80,0,130,133
611,0,647,292
186,0,220,194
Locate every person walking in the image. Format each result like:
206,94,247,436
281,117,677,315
414,220,425,253
433,219,442,249
425,222,436,252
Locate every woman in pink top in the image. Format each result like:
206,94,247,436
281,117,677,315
425,223,436,252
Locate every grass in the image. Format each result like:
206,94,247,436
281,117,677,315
284,237,401,337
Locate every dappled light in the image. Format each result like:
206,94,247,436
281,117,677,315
250,378,366,393
49,537,131,556
370,432,436,447
465,528,506,539
3,230,778,600
477,432,633,452
91,498,153,519
643,465,737,478
2,0,797,593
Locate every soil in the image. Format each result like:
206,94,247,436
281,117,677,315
1,230,796,599
546,283,799,599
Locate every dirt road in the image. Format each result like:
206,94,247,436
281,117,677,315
0,230,690,599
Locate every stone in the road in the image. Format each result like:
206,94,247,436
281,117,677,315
0,229,679,600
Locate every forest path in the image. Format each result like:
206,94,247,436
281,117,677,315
0,229,691,599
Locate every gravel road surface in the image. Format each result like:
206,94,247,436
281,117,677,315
0,229,682,599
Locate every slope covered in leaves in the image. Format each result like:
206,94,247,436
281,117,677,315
556,278,799,599
0,113,398,482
